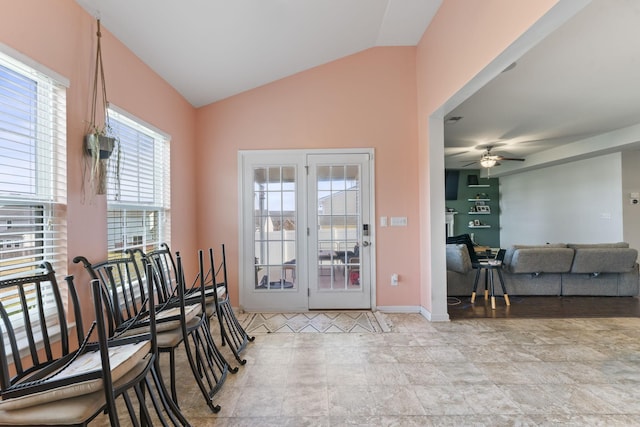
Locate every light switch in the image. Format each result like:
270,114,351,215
380,216,387,227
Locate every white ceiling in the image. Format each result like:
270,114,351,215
444,0,640,174
76,0,442,107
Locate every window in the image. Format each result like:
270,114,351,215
0,47,67,339
106,108,170,256
0,48,67,281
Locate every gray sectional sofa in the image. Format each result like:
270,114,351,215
446,242,639,297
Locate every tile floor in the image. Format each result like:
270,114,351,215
98,313,640,426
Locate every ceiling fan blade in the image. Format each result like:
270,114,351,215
445,150,470,158
461,161,478,167
496,157,525,161
444,147,470,157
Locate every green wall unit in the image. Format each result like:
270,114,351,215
445,170,500,248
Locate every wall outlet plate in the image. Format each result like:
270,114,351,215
391,273,398,286
390,216,407,227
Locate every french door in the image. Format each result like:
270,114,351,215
239,150,374,312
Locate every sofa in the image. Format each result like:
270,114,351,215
446,242,639,297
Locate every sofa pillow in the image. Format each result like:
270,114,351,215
446,244,472,274
503,243,568,267
567,242,629,249
506,247,575,274
570,247,638,274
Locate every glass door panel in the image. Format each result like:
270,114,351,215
253,166,297,290
240,151,307,312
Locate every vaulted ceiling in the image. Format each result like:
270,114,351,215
76,0,441,107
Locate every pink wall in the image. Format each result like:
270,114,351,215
415,0,561,311
195,47,421,307
0,1,198,328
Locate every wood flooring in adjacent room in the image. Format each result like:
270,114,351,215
447,295,640,320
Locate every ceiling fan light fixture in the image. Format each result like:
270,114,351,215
480,154,497,168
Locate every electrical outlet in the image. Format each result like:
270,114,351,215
391,273,398,286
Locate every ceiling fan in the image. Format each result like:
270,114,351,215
464,145,525,168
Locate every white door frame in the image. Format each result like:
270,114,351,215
238,148,376,312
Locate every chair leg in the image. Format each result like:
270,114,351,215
113,356,192,426
168,349,178,406
149,362,192,426
216,302,227,347
121,390,138,426
181,319,235,413
217,298,255,365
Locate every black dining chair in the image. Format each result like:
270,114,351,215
207,245,255,364
74,250,232,413
142,244,254,366
0,262,189,426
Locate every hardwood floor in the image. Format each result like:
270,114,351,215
448,295,640,319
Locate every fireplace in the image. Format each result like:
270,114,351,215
445,212,456,237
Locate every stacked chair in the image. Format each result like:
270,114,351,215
210,244,255,363
74,248,231,414
142,244,254,366
0,262,189,426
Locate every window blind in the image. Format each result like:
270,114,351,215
0,50,67,280
106,108,170,256
0,48,67,342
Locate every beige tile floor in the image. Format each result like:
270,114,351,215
97,313,640,426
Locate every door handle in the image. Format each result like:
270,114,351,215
362,241,370,247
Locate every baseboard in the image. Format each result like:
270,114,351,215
420,306,450,322
376,305,421,313
376,305,450,322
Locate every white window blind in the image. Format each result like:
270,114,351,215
106,108,170,256
0,50,67,280
0,48,67,345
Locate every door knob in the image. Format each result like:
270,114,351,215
362,241,370,247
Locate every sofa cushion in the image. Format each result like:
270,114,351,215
506,247,575,274
570,247,638,274
567,242,629,249
503,243,567,267
446,244,472,274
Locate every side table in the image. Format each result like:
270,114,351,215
471,258,511,309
